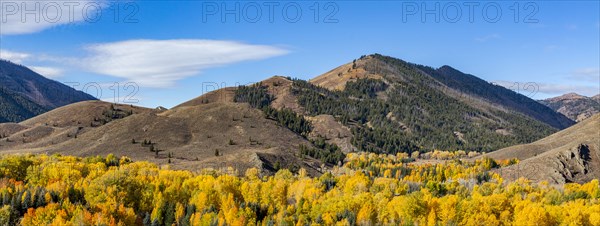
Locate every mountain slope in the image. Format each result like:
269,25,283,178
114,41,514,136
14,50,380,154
484,114,600,184
0,60,97,122
422,65,574,129
196,54,574,153
290,54,572,153
0,87,47,122
0,100,324,175
0,54,582,175
540,93,600,122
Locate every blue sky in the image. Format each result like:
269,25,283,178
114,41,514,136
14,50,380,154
1,0,598,108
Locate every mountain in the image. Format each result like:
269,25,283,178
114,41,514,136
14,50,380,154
0,54,578,174
483,113,600,184
0,100,325,175
539,93,600,122
0,87,47,122
0,60,97,122
424,65,575,129
304,54,574,152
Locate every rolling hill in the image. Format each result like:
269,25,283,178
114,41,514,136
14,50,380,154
540,93,600,122
0,54,579,175
0,60,97,122
484,113,600,184
0,100,324,175
187,54,573,154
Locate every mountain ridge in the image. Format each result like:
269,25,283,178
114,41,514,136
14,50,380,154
0,54,580,175
0,60,97,122
540,92,600,122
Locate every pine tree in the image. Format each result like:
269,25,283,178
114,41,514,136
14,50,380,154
22,192,31,210
143,213,151,226
163,202,176,226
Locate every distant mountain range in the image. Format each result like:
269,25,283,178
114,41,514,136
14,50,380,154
0,60,97,122
539,93,600,122
0,54,577,174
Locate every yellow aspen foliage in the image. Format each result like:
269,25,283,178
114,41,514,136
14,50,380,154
2,154,600,226
335,218,350,226
438,195,458,225
513,201,553,226
426,208,437,226
580,179,600,198
561,200,590,226
588,204,600,226
356,201,376,225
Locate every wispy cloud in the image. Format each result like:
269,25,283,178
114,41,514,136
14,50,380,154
493,80,599,98
1,40,288,86
536,83,598,96
78,39,289,87
0,0,108,35
0,50,66,78
475,34,500,42
29,66,65,78
0,50,30,63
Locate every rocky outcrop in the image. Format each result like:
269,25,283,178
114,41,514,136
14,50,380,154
551,144,593,183
486,114,600,184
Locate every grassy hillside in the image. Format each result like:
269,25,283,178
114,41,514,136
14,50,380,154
484,114,600,184
0,100,325,175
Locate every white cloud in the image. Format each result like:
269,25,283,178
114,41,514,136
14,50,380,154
29,66,65,78
0,0,107,35
536,83,598,96
79,39,289,87
0,50,30,63
493,80,599,98
0,50,65,78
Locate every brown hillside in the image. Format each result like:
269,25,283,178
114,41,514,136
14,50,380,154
0,101,155,150
174,87,237,107
175,76,304,113
262,76,304,113
483,114,600,184
306,115,355,153
0,101,324,175
0,123,28,137
21,100,155,127
310,56,384,91
169,76,352,156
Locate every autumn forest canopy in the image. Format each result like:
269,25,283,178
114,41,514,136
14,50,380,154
0,153,598,226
